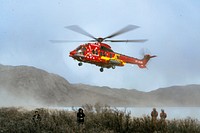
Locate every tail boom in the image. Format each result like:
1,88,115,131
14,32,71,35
119,54,156,68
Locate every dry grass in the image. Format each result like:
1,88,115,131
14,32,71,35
0,104,200,133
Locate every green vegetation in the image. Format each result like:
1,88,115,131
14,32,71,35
0,104,200,133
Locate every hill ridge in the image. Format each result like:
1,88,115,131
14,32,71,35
0,64,200,107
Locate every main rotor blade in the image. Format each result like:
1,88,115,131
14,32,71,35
50,40,96,43
104,25,140,39
65,25,97,40
104,39,148,43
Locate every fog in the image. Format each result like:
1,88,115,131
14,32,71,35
0,89,42,107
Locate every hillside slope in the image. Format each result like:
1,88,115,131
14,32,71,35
0,64,200,107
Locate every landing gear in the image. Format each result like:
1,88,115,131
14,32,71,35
112,66,115,69
78,62,83,66
100,67,104,72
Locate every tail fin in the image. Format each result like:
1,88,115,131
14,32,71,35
138,54,156,68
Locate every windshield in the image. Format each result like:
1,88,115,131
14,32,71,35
76,46,86,54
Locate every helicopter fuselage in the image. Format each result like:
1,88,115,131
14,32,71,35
69,42,156,72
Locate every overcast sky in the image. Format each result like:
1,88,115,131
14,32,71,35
0,0,200,92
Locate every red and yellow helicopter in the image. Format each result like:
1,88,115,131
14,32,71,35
51,25,156,72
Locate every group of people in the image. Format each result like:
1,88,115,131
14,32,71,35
32,108,86,131
32,107,166,132
32,108,86,124
151,108,167,130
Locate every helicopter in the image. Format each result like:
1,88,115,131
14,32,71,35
51,25,156,72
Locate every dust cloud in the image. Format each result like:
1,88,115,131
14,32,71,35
0,89,44,108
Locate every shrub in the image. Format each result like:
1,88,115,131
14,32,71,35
0,105,200,133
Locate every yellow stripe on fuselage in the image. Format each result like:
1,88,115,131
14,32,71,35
100,54,126,65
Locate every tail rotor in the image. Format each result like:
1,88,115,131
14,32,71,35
138,48,156,68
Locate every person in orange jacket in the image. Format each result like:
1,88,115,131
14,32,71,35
160,109,167,130
151,108,158,129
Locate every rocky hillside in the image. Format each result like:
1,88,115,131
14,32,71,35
0,64,200,107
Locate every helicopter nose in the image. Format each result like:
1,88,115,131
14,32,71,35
69,50,76,57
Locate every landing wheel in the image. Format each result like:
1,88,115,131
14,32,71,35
78,62,83,66
112,66,115,69
100,67,104,72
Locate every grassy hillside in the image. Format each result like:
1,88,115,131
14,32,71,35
0,104,200,133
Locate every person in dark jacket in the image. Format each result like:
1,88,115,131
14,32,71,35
77,108,85,125
32,110,42,132
32,110,41,124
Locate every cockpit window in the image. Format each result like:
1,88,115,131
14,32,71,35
76,46,86,54
100,46,113,52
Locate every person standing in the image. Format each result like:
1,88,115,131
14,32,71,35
77,108,85,132
160,109,167,130
32,110,42,132
77,108,85,125
151,108,158,130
